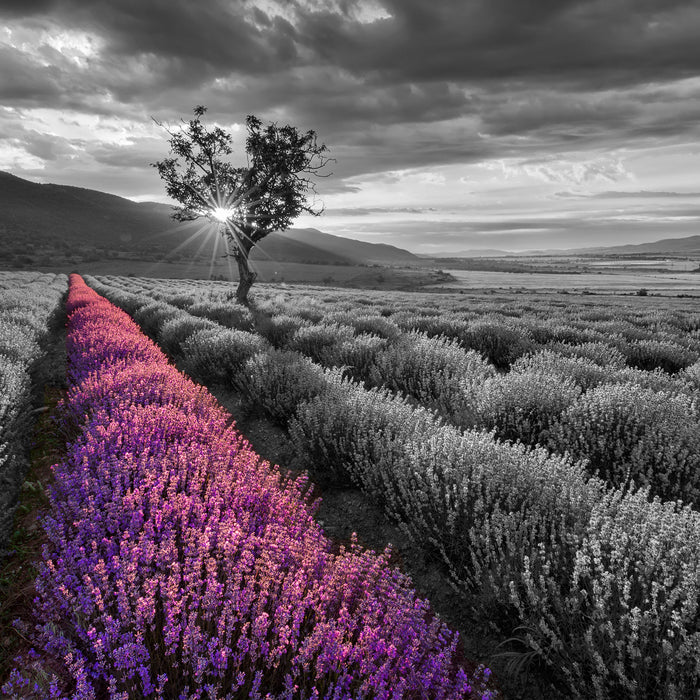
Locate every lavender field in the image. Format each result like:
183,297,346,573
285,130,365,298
2,271,700,699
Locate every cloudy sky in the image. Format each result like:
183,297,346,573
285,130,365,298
2,0,700,253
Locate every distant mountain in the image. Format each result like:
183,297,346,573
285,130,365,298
569,234,700,256
0,171,418,266
424,234,700,259
419,248,515,258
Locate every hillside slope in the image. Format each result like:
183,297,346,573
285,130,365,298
0,172,419,266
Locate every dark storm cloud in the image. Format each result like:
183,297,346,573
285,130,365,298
294,0,700,87
0,0,300,75
0,45,62,102
0,0,58,17
2,0,700,195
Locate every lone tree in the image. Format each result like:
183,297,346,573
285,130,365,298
152,105,331,304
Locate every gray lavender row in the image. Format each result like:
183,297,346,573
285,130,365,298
96,275,700,507
103,275,700,371
0,272,67,552
85,275,700,700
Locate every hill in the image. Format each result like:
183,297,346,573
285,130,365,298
0,172,419,267
425,235,700,259
572,234,700,256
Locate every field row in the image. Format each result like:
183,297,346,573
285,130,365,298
85,275,700,699
0,272,67,551
91,276,700,507
4,275,493,699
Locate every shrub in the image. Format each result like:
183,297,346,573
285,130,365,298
330,333,389,383
395,312,470,340
548,383,700,505
287,323,356,366
461,318,535,369
345,314,401,339
679,359,700,391
158,314,219,358
0,274,67,551
239,349,328,426
187,301,254,331
476,370,582,446
511,488,700,700
622,338,699,374
369,332,496,428
0,321,41,365
7,275,494,699
512,350,613,391
179,327,269,386
132,300,181,337
543,341,627,368
254,312,310,346
289,377,602,644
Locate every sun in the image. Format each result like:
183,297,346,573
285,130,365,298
212,206,234,222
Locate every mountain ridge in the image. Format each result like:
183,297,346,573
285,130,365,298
0,171,419,267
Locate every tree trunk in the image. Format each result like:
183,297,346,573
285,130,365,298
235,255,256,305
233,234,257,305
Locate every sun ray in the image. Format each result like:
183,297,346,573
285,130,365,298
181,226,219,277
143,221,215,275
208,226,221,279
222,235,235,282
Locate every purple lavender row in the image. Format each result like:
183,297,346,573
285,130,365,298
3,275,495,700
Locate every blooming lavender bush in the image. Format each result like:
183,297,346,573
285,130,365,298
239,348,328,426
4,275,495,700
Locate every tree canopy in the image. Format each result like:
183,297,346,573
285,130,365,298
152,106,331,302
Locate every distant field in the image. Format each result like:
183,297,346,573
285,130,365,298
433,267,700,294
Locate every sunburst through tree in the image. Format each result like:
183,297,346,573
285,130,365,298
152,105,332,304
